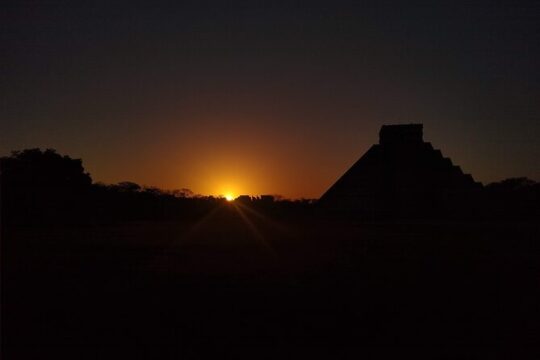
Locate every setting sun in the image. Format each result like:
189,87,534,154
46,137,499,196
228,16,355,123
225,194,235,201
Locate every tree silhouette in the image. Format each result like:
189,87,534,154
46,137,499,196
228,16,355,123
1,148,91,189
116,181,142,192
1,148,92,223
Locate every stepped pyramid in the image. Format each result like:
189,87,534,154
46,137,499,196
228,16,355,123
319,124,482,218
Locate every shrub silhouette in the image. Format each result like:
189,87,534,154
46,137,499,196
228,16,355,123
484,177,540,219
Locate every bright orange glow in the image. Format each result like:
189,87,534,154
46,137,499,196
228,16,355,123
83,112,351,199
225,194,234,201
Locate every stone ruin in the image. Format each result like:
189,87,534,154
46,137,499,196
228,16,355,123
319,124,482,218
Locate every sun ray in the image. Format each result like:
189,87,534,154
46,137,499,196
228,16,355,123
231,202,277,256
234,201,291,235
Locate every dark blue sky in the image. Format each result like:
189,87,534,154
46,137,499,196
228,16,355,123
2,1,539,197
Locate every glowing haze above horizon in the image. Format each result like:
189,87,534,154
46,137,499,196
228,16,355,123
2,1,539,198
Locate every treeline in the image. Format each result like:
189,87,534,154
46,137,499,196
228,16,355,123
483,177,540,220
1,148,538,225
0,149,314,225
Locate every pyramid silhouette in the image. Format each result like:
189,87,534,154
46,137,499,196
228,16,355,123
319,124,482,218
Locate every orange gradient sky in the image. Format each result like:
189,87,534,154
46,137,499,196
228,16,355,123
2,2,539,198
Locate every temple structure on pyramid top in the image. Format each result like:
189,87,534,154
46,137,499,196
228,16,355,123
319,124,482,218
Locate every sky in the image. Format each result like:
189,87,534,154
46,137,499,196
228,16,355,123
2,1,539,198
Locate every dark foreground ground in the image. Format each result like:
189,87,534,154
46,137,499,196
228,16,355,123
3,204,539,358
